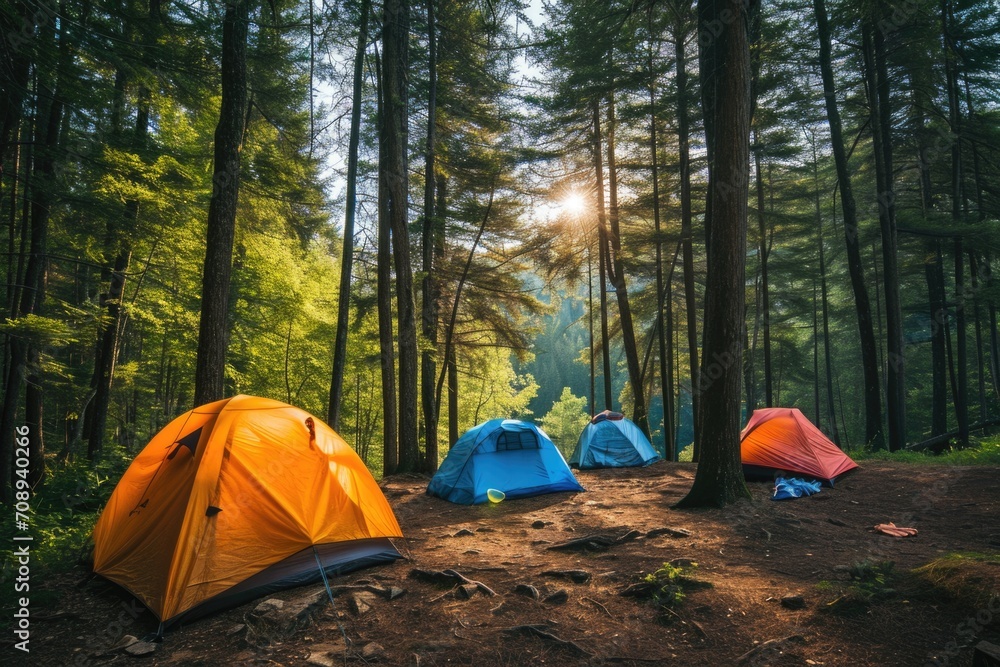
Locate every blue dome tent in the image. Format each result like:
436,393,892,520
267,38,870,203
427,419,584,504
570,411,661,469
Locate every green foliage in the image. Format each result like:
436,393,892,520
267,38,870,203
0,455,129,617
910,552,1000,609
643,562,693,609
539,387,589,457
0,315,79,347
641,561,711,620
824,559,899,615
852,437,1000,465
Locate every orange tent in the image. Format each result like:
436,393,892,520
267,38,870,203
740,407,858,484
92,395,402,625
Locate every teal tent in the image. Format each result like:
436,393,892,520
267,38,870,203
570,411,661,469
427,419,584,504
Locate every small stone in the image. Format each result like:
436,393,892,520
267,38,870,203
781,594,806,610
253,599,284,615
226,623,245,636
361,642,384,659
542,569,591,583
476,526,495,533
531,520,546,529
386,586,406,600
514,584,539,599
453,528,475,537
544,589,569,604
350,591,379,616
124,641,158,657
464,549,482,555
110,635,139,652
668,557,695,568
308,654,335,666
456,584,478,600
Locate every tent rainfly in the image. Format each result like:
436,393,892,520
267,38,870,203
740,407,858,484
570,410,661,469
427,419,584,504
91,395,403,626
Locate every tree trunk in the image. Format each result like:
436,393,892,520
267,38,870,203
942,1,968,443
955,239,969,442
0,4,68,499
87,21,156,454
675,15,699,449
328,0,371,429
194,0,249,406
753,139,772,406
648,32,674,459
374,47,398,476
926,242,948,436
814,0,882,448
604,95,650,437
0,0,34,161
676,0,754,508
862,14,904,451
813,150,839,445
447,345,458,446
591,99,613,411
383,0,418,472
420,0,439,473
969,252,988,418
813,279,820,425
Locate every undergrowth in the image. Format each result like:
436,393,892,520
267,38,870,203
642,561,712,621
852,436,1000,465
0,452,128,621
822,559,899,616
910,552,1000,610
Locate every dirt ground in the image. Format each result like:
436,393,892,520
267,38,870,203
32,461,1000,666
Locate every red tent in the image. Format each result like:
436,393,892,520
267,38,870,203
740,407,858,484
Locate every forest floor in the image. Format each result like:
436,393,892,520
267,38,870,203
33,461,1000,666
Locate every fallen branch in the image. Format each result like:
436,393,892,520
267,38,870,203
736,635,806,665
504,625,592,657
408,568,496,596
580,596,613,618
547,529,639,553
906,418,1000,451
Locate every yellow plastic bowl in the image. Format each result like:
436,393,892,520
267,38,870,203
486,488,506,503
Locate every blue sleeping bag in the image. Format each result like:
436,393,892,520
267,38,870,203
772,477,821,501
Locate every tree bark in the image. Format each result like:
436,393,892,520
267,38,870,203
374,46,398,476
674,14,699,450
813,145,839,445
420,0,439,473
647,27,674,459
942,1,968,443
955,238,969,442
862,13,904,450
382,0,418,472
328,0,371,429
591,99,613,411
676,0,754,508
88,0,159,455
753,138,772,406
604,95,650,438
194,0,249,406
814,0,882,448
926,242,948,436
